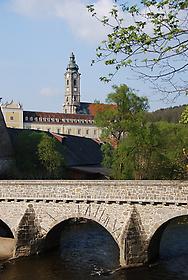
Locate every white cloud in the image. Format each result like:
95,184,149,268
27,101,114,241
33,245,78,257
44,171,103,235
8,0,115,42
9,0,185,42
40,87,60,97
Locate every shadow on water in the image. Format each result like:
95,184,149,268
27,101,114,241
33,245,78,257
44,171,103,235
2,216,188,280
59,219,120,272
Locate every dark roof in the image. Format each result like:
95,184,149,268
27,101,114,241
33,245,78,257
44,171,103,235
70,166,110,176
77,102,91,114
23,111,93,120
8,128,103,167
52,133,103,166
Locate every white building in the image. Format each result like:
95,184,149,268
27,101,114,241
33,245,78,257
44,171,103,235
1,53,102,139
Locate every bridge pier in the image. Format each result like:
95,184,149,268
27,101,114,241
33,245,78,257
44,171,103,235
15,204,43,258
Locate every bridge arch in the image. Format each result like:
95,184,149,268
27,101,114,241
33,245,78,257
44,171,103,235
0,218,15,261
44,217,120,266
44,216,119,250
148,214,188,264
0,218,14,238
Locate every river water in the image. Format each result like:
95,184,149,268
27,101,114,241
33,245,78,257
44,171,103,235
1,221,188,280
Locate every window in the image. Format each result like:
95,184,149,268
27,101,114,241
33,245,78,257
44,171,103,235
30,117,33,121
86,129,89,135
74,79,76,86
57,129,60,134
25,116,28,121
10,116,14,121
67,80,69,86
78,129,81,135
94,130,96,135
68,129,71,135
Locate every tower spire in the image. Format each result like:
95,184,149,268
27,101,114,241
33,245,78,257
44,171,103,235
63,53,81,114
67,52,79,71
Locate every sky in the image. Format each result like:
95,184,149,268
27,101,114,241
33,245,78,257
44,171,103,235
0,0,187,113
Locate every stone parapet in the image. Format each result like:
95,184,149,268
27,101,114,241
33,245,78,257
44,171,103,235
0,180,187,205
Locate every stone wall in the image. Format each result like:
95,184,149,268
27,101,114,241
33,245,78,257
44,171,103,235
0,180,188,266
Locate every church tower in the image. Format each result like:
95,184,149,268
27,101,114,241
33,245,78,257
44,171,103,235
63,53,81,114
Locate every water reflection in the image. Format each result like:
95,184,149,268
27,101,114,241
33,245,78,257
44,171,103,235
1,219,188,280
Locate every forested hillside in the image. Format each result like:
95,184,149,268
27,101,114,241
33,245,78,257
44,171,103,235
148,105,186,123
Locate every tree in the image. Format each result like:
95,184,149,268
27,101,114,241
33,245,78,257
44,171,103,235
38,133,64,178
101,142,114,168
105,121,188,179
87,0,188,96
157,121,188,178
110,122,169,179
13,131,65,179
13,131,42,178
94,84,149,143
96,86,188,179
180,105,188,123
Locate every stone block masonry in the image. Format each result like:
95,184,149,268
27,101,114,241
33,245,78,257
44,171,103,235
0,180,187,267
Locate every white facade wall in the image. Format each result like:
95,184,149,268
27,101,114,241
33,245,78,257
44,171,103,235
23,122,101,139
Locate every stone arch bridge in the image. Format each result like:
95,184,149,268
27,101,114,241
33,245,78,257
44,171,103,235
0,180,188,267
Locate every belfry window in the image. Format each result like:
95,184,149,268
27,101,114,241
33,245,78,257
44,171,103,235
74,79,77,86
67,80,69,86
